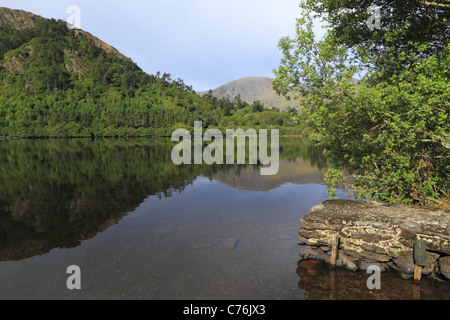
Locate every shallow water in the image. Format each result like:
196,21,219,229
0,138,448,300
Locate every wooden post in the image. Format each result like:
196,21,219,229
330,234,340,267
414,265,423,283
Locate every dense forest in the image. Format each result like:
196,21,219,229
0,16,304,138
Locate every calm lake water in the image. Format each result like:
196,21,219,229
0,137,448,300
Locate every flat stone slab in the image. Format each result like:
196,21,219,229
298,200,450,279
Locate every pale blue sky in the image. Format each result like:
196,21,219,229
1,0,305,91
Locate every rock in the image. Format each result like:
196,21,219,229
299,246,330,262
335,252,359,271
221,238,239,250
393,250,415,274
422,252,440,275
310,204,325,212
298,235,317,246
319,245,332,253
358,260,387,272
192,242,215,250
438,256,450,280
298,200,450,279
299,200,450,255
414,238,427,267
400,272,414,280
300,247,359,271
341,248,392,263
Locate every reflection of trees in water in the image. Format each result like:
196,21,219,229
0,138,215,261
278,137,328,171
0,137,325,261
202,137,327,180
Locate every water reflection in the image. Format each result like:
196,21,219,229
297,259,450,300
0,137,324,262
0,138,206,261
1,137,448,300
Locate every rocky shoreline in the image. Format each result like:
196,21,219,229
298,200,450,281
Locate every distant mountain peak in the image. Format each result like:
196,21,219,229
199,76,299,111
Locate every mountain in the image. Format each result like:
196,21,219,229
199,76,299,111
0,6,43,29
211,158,324,192
0,7,127,61
0,7,304,138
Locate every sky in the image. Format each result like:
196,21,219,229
1,0,305,92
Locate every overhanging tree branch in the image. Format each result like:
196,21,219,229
420,1,450,8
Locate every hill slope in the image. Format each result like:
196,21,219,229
0,7,43,29
0,7,128,61
0,7,304,137
199,77,299,110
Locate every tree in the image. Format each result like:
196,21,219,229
307,0,450,79
251,100,265,113
0,14,305,139
273,0,450,208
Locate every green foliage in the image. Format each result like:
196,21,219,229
0,18,305,138
304,0,450,81
324,168,344,199
273,0,450,208
0,24,37,59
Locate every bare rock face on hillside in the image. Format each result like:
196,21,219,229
210,77,273,102
199,77,300,111
298,200,450,280
0,7,127,61
0,7,44,29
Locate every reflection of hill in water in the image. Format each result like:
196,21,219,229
211,158,325,192
1,214,124,262
0,138,207,261
0,137,325,261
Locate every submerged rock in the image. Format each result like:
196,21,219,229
221,238,240,250
192,242,215,250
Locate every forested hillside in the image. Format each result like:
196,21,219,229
0,8,303,138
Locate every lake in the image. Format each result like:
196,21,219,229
0,137,448,300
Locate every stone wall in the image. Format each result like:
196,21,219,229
298,200,450,280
